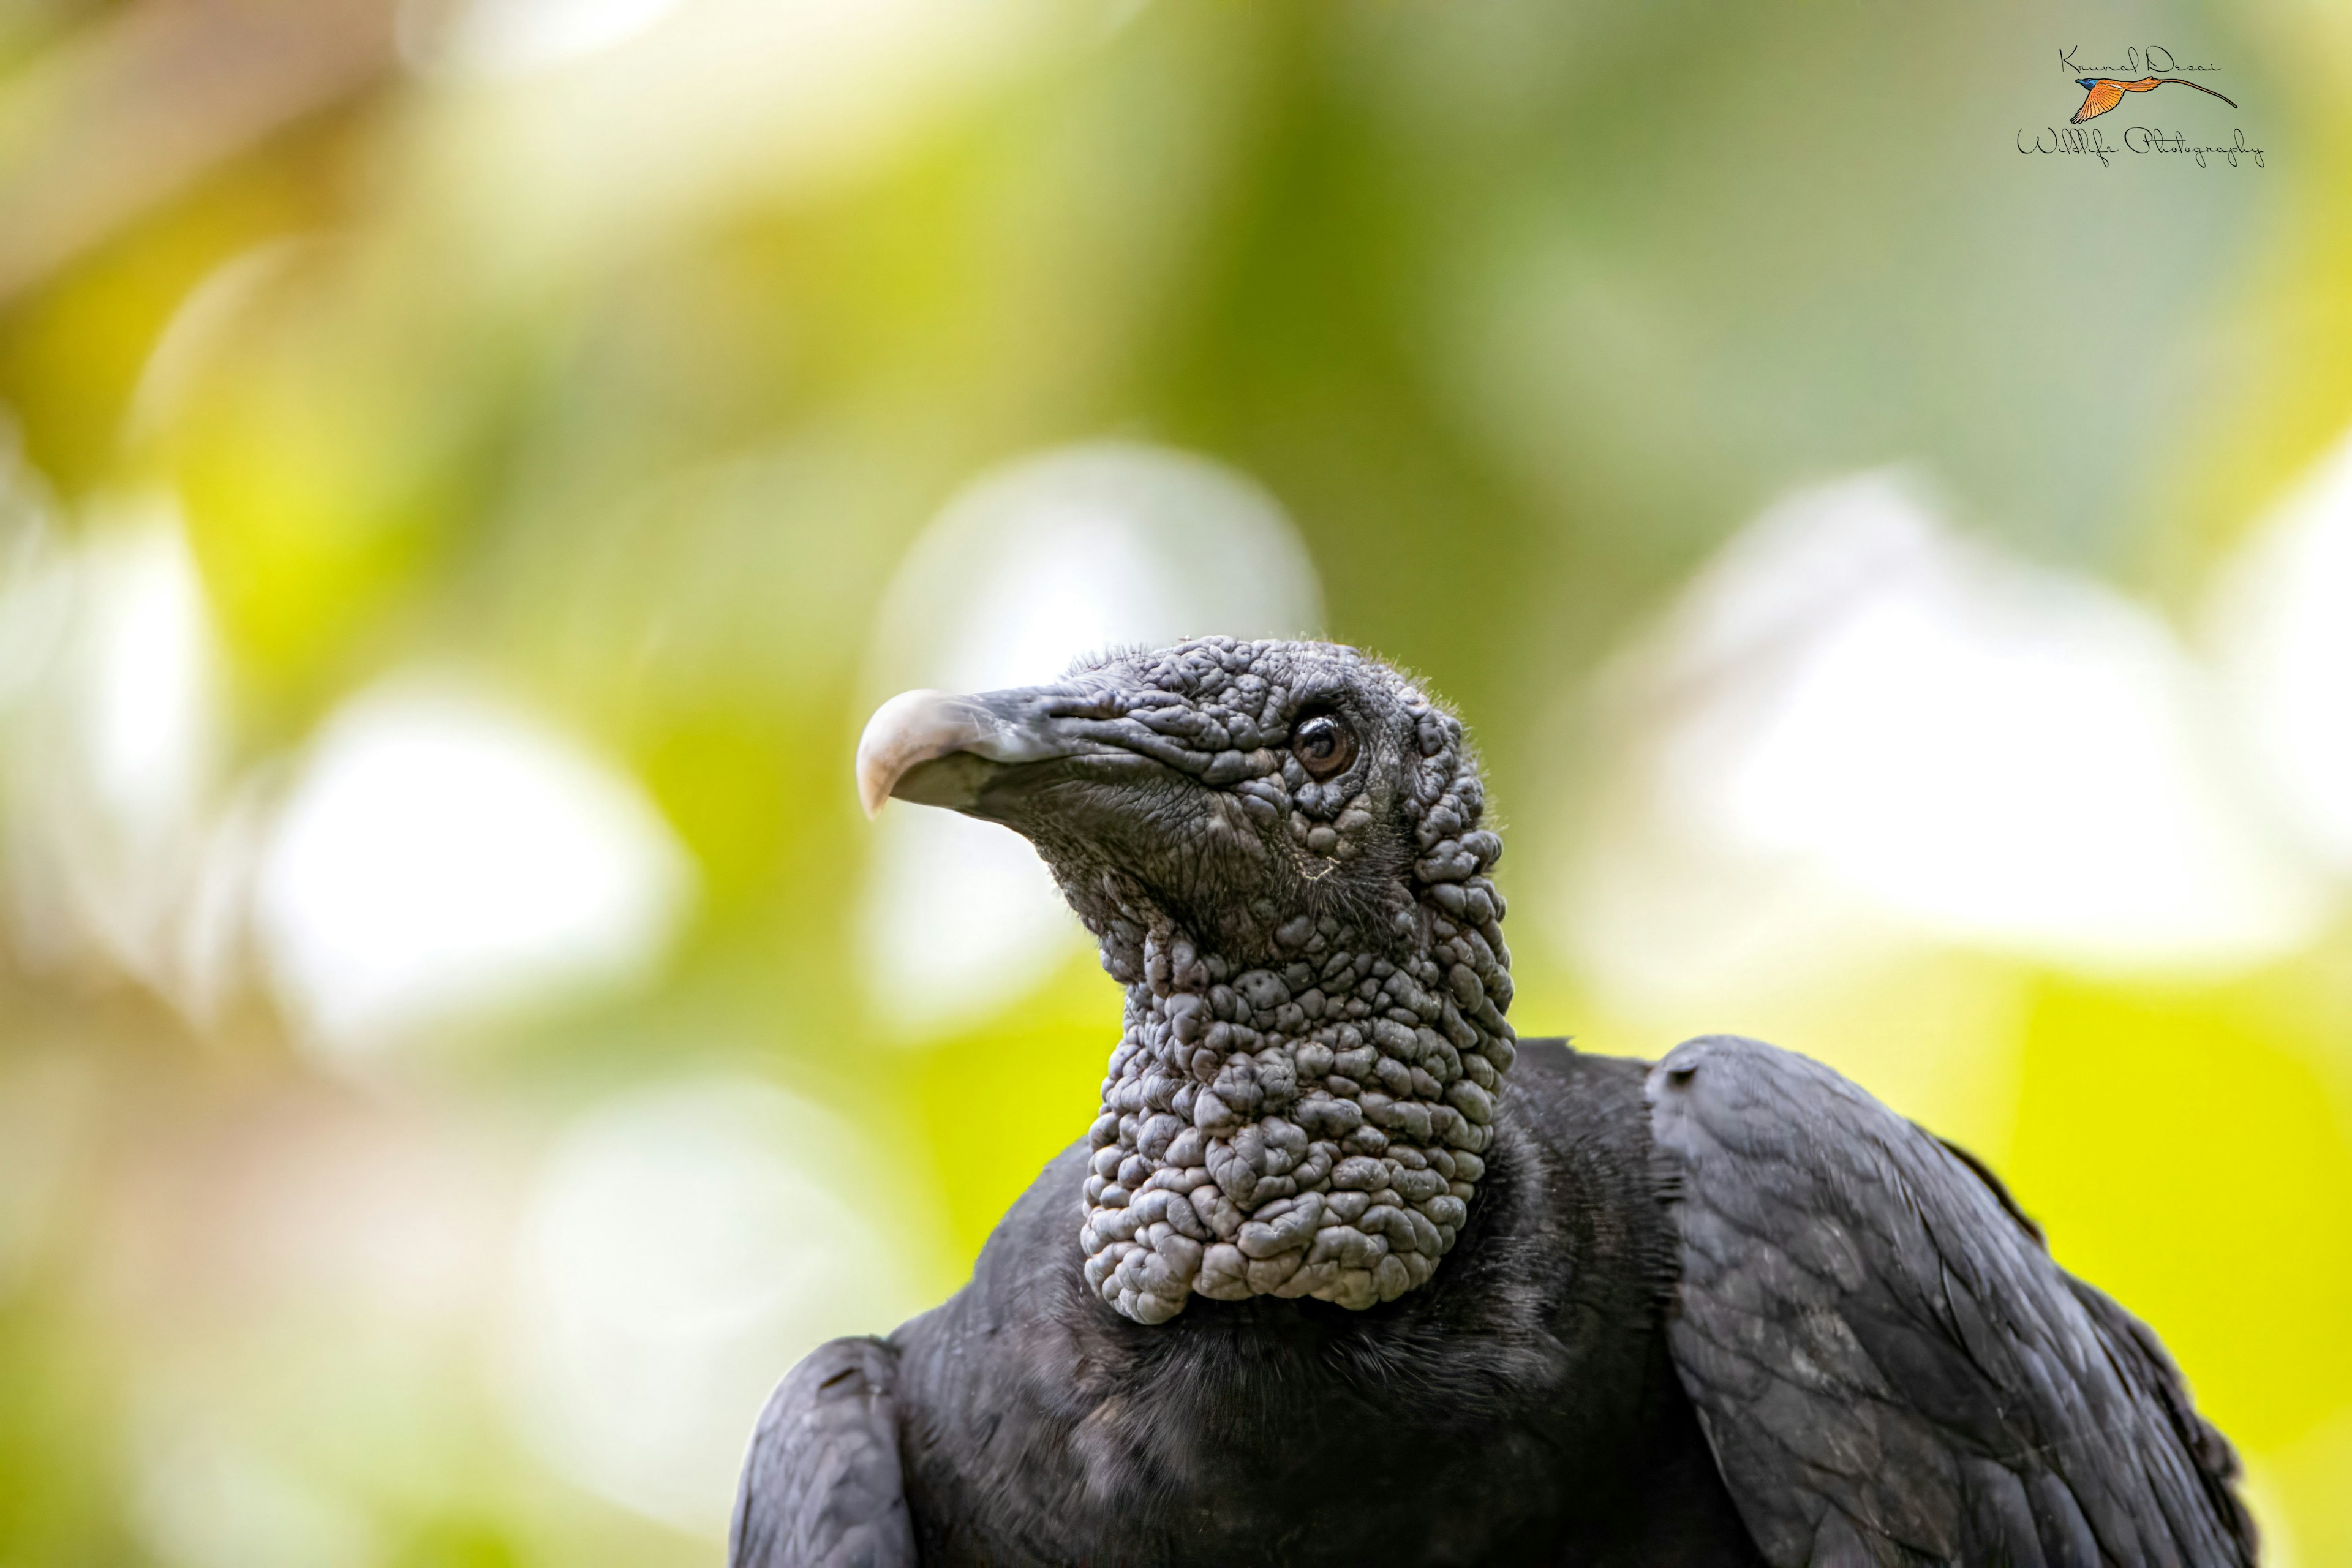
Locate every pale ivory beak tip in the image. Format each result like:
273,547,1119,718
855,688,949,821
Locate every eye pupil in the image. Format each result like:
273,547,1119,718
1291,715,1357,779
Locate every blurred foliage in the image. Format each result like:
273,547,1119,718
1,0,2350,1562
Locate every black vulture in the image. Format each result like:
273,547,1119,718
732,637,2254,1567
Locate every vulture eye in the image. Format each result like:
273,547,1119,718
1290,714,1357,780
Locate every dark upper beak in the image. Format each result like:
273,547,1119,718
854,686,1095,818
861,684,1284,941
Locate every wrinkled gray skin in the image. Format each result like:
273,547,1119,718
927,639,1512,1323
733,636,2257,1568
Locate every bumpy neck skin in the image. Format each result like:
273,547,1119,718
1079,827,1514,1324
855,636,1518,1326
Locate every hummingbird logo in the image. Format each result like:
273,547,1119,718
2070,76,2237,124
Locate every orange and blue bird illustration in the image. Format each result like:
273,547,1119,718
2070,76,2237,124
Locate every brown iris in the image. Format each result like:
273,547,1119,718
1290,714,1357,780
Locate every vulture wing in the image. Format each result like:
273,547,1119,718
730,1336,917,1568
1648,1035,2254,1568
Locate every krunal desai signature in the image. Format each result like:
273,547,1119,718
2058,45,2220,76
2021,45,2256,167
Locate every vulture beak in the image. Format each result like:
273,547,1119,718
855,687,1089,818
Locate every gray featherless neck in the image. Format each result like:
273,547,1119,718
1079,835,1516,1324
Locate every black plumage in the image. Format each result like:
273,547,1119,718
736,638,2252,1567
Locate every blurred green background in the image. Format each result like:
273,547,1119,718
2,0,2350,1562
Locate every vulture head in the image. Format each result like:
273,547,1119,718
858,637,1514,1324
